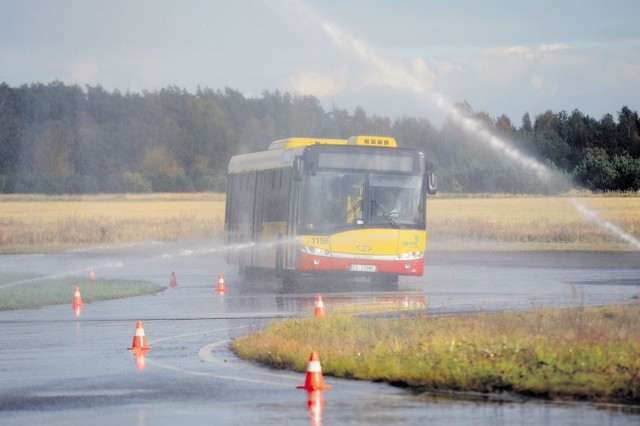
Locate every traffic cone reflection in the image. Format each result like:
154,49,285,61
169,271,177,287
72,304,82,318
72,286,83,307
215,274,227,293
297,351,332,391
307,390,325,426
128,320,152,352
314,294,326,317
89,268,96,281
133,351,147,370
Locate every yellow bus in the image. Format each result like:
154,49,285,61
224,135,437,286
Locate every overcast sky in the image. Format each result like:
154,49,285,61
2,0,638,126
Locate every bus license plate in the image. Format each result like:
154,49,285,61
349,264,376,272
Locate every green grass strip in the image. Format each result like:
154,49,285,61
0,275,164,310
231,305,640,404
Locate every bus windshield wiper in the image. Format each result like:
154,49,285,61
372,200,399,228
337,199,362,226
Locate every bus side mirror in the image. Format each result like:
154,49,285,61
426,172,437,195
292,156,303,181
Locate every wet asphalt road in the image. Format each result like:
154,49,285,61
1,240,639,425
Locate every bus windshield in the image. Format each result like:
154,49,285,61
299,171,424,233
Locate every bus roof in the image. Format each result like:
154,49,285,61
229,135,401,173
268,135,396,150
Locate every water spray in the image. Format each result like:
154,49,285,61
285,0,639,250
570,198,640,250
0,239,293,289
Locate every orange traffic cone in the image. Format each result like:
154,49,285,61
314,294,326,317
72,286,83,307
89,268,96,281
169,271,177,287
128,320,152,351
297,351,332,391
215,274,227,293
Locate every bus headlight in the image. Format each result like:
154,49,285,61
300,246,331,257
396,251,424,261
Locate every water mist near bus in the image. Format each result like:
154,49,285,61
285,0,640,251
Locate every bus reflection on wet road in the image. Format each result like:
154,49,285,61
0,240,639,425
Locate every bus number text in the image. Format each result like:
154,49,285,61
312,236,329,245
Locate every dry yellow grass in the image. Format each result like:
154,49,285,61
0,193,226,252
427,195,640,251
1,192,639,252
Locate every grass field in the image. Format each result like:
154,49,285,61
0,193,225,252
427,194,640,251
0,275,164,310
231,305,640,404
1,192,639,252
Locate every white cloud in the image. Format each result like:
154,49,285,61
529,74,546,89
287,69,347,97
529,74,557,95
483,45,535,60
482,43,571,61
537,43,570,52
434,59,463,75
68,62,99,85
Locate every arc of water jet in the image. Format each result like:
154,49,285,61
287,0,553,181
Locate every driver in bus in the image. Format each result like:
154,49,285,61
323,185,344,224
376,187,402,218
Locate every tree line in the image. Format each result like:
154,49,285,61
0,81,638,194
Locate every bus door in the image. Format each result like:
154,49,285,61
284,177,301,270
252,171,265,267
257,169,291,269
230,171,258,269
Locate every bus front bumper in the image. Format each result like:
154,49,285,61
297,252,424,276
